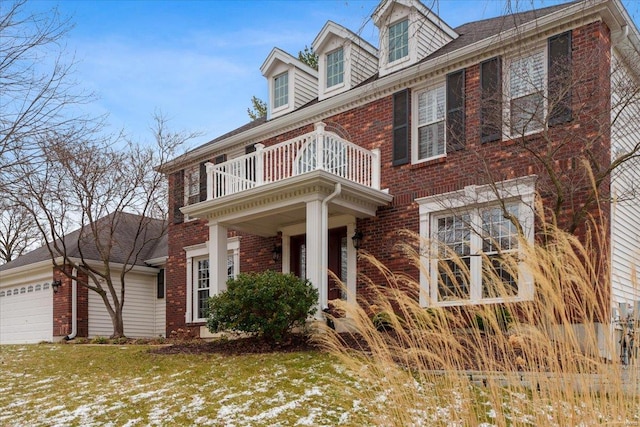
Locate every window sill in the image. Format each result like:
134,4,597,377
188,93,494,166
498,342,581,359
411,155,447,169
430,295,531,307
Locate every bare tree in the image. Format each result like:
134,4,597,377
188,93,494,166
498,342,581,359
6,114,197,338
0,0,95,175
0,201,41,264
471,27,640,236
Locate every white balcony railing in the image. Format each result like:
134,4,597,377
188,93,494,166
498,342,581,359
205,122,381,200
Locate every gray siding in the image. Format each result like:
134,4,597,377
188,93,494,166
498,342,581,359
89,271,164,338
293,68,318,109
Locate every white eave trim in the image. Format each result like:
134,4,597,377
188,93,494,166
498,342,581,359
312,21,378,57
145,256,168,267
260,47,318,78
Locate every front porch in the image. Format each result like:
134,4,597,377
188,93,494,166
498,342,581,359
182,122,393,314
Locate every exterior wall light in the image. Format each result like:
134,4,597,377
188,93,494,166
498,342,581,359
352,230,363,250
51,280,62,293
272,244,282,261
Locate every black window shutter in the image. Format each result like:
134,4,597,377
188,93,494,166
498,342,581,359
480,57,502,143
214,154,227,164
392,89,409,166
199,161,207,202
172,170,184,224
446,69,465,151
157,268,165,299
548,31,572,126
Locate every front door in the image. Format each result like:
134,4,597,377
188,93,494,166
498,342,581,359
290,226,347,302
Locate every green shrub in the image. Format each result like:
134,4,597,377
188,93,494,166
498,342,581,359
207,271,318,342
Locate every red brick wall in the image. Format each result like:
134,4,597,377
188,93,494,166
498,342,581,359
52,265,89,339
166,21,613,333
52,266,72,338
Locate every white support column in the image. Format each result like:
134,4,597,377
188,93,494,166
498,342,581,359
306,198,325,316
371,148,381,190
254,143,265,186
281,232,291,274
205,162,215,200
315,122,325,171
208,221,228,294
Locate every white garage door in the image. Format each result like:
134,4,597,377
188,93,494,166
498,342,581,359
0,283,53,344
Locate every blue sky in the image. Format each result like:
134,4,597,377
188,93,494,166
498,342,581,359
20,0,640,149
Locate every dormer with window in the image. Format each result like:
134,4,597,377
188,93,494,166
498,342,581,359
373,0,458,77
260,48,318,120
312,21,378,101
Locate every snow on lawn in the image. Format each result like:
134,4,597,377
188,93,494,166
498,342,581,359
1,345,637,426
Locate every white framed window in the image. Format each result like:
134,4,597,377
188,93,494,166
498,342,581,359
507,49,546,136
388,19,408,63
185,237,240,323
417,177,536,307
273,72,289,109
195,257,210,320
326,48,344,88
413,84,446,162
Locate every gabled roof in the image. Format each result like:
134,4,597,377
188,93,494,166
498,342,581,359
0,212,167,272
260,47,318,78
312,20,378,57
426,1,580,60
372,0,459,40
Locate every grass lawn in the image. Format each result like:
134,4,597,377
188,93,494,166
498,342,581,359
0,343,369,426
2,342,638,426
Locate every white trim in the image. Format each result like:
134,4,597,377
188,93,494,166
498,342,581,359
503,45,548,139
417,176,537,307
412,80,446,164
184,239,240,324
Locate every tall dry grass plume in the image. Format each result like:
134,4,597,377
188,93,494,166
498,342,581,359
314,206,639,426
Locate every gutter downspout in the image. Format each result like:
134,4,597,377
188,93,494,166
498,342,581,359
65,267,77,340
320,183,342,312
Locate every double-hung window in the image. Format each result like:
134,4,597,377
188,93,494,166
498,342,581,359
415,85,446,161
388,19,408,63
274,72,289,109
417,177,536,307
195,258,210,320
326,48,344,88
508,50,545,136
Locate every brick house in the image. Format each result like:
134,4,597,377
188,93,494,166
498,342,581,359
162,0,639,354
0,212,166,343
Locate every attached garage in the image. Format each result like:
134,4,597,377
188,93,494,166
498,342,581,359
0,282,53,344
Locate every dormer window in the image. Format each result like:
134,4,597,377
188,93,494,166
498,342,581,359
388,19,409,63
273,72,289,109
373,0,457,77
261,48,318,119
326,48,344,88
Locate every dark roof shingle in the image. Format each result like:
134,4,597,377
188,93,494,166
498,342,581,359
0,212,167,272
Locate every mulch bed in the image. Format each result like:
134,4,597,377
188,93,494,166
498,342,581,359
149,333,318,355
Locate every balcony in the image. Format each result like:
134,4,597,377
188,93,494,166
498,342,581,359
204,122,381,200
